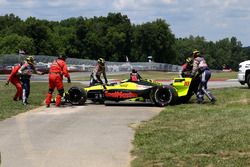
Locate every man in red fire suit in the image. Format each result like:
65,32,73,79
6,63,23,101
45,55,71,107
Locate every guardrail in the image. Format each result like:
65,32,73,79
0,54,181,74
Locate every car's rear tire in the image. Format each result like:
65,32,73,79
151,86,178,107
67,87,87,105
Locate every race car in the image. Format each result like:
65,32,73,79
62,77,196,107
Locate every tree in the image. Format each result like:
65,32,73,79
131,19,176,63
24,17,50,55
0,34,34,54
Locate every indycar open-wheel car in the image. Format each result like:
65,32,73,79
64,79,178,107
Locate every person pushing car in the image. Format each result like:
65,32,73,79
45,55,71,107
89,58,108,86
191,50,215,103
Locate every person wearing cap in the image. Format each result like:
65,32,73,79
18,56,43,105
191,50,212,103
45,55,71,107
89,58,108,86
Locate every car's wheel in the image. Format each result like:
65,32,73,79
151,86,178,107
247,74,250,88
67,87,87,105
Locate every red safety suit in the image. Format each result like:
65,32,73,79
130,72,142,82
7,64,22,100
45,59,70,107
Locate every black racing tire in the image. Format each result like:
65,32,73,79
151,85,178,107
247,74,250,88
67,87,87,105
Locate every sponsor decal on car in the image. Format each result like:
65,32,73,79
136,85,151,89
184,81,190,86
105,91,138,98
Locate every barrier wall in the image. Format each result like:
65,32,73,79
0,54,181,73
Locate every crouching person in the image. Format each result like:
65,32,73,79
6,63,23,101
45,55,71,107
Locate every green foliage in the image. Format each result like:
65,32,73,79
0,34,35,54
0,13,249,69
176,36,248,70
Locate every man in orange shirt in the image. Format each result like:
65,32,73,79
6,63,23,101
45,55,71,107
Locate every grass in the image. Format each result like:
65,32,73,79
131,87,250,167
0,81,82,120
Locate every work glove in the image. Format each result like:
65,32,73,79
67,77,71,83
5,81,9,86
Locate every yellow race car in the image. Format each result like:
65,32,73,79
63,77,196,107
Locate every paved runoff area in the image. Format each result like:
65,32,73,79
0,103,161,167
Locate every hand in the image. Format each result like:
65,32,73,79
67,77,71,83
5,81,9,86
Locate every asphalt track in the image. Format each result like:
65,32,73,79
0,73,245,167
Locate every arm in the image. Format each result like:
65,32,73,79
17,64,26,75
62,62,71,83
62,63,70,78
191,59,199,76
103,67,108,83
32,66,44,75
92,65,102,82
137,73,142,80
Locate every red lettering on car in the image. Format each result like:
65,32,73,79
105,91,138,98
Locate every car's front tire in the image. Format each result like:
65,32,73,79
67,87,87,105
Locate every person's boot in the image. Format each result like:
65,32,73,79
22,100,28,105
55,94,62,107
45,93,52,108
197,97,204,104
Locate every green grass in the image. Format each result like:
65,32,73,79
131,87,250,167
0,81,82,120
211,71,237,80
